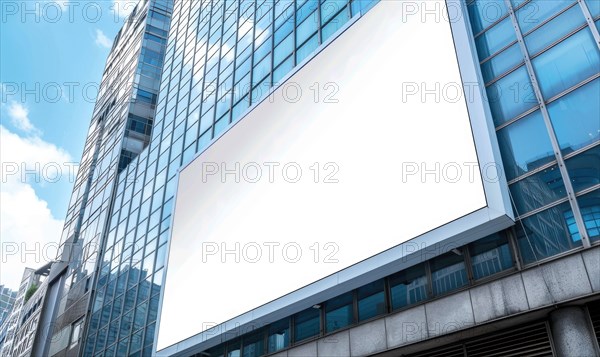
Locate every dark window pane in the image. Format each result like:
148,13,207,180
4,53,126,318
516,201,582,264
242,331,264,357
577,189,600,242
205,345,225,357
357,280,386,322
509,164,566,215
566,146,600,193
430,253,468,296
268,318,289,353
469,233,514,280
227,339,241,357
325,292,354,333
389,264,428,310
294,307,320,342
548,78,600,154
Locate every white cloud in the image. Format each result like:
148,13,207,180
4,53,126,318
0,125,72,289
95,29,113,49
6,101,38,134
112,0,139,18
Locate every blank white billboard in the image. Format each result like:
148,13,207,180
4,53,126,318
157,0,511,353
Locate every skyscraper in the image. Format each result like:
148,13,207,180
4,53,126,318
32,0,600,356
0,286,17,327
31,1,173,356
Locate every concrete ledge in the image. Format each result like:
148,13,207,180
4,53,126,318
582,246,600,292
278,248,600,357
349,319,387,356
522,253,593,309
470,274,528,323
426,291,475,338
385,305,427,348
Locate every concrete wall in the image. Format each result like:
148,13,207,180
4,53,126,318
270,246,600,356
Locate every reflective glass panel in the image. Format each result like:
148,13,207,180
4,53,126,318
497,110,555,180
566,145,600,193
430,252,468,296
469,233,514,280
516,201,581,264
389,264,428,310
548,79,600,154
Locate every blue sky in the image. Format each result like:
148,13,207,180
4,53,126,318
1,0,139,289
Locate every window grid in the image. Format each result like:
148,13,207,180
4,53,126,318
83,1,600,356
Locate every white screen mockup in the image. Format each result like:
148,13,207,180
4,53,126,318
157,0,488,351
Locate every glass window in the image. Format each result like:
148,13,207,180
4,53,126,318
253,55,271,82
548,79,600,154
297,0,318,23
205,345,225,357
497,110,555,181
430,252,468,296
587,0,600,17
475,17,517,59
273,55,294,84
468,0,507,34
294,307,320,342
481,44,523,84
357,279,386,322
516,0,574,34
227,339,241,357
325,292,354,333
516,201,582,264
469,233,514,280
297,10,318,45
274,33,294,66
253,36,272,63
70,318,85,349
268,318,290,353
510,164,566,215
242,331,264,357
389,264,428,310
533,28,600,99
296,33,319,64
577,189,600,242
322,6,350,43
566,145,600,193
350,0,378,16
524,4,585,56
274,16,294,45
486,66,537,125
321,0,347,25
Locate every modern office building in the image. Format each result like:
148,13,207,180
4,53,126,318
21,1,174,356
0,265,51,357
0,286,16,327
146,0,600,356
21,0,599,356
0,263,53,357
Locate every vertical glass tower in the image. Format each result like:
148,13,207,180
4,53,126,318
41,0,600,356
41,1,173,356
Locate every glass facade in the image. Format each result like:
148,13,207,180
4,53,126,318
55,0,599,356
